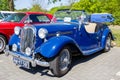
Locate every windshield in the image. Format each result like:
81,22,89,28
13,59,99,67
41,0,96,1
0,13,3,19
3,13,13,18
4,13,26,22
54,10,88,23
107,15,114,20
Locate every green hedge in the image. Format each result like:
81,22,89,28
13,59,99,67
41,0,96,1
110,26,120,47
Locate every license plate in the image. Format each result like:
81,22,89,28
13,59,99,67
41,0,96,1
13,57,30,69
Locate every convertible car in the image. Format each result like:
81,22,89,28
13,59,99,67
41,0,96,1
0,12,53,52
5,9,114,77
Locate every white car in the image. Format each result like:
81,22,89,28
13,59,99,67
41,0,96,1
0,11,16,21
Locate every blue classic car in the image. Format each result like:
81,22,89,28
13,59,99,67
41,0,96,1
5,9,114,77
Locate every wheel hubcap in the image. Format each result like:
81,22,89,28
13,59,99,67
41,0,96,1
60,49,70,71
0,37,5,52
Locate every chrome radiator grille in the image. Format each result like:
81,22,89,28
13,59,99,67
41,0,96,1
20,27,36,52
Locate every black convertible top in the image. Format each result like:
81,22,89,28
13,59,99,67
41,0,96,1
57,9,85,12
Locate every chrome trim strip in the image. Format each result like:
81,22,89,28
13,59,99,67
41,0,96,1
48,31,73,37
4,49,49,67
60,31,73,35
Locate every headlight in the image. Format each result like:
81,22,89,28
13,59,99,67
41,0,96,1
25,47,32,56
38,28,48,39
14,26,21,35
12,44,17,51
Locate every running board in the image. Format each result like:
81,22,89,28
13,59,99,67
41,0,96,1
82,47,103,56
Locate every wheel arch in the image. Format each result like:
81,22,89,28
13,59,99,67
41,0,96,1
0,33,9,44
65,43,83,56
35,36,83,58
0,33,9,52
101,28,113,48
109,32,114,40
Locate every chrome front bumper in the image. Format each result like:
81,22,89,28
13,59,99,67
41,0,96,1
4,49,49,67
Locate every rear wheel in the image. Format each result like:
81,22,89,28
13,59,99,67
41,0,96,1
50,47,72,77
0,35,7,53
103,34,111,52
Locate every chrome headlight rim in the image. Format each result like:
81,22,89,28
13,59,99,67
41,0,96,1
25,47,32,56
12,44,17,51
38,28,48,39
14,26,21,35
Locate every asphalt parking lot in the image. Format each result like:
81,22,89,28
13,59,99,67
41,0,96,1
0,47,120,80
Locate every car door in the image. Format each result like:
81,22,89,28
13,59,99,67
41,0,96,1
75,24,99,51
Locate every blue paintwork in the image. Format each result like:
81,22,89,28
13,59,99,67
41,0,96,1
101,28,112,48
9,34,20,49
90,13,114,23
75,25,99,51
9,21,113,58
35,36,78,58
33,23,78,49
9,34,20,45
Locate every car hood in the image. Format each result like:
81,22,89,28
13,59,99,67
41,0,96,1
34,22,79,33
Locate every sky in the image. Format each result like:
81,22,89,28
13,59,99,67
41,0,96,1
14,0,71,10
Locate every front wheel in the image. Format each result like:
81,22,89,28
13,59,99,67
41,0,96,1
0,35,7,53
103,34,111,52
50,47,72,77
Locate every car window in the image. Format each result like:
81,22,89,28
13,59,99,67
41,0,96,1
107,15,113,20
29,14,50,23
101,16,106,18
3,13,26,22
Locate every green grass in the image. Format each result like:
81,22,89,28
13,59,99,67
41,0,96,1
110,25,120,47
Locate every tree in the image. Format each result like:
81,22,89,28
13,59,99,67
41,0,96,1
30,0,45,12
0,0,9,10
16,8,29,12
0,0,14,11
49,6,70,14
30,4,44,12
48,0,61,3
71,0,120,25
8,0,14,11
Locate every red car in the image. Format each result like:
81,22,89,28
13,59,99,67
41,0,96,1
0,12,54,52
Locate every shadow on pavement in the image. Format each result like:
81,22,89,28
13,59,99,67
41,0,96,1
0,53,4,55
72,51,102,67
20,51,103,77
20,66,54,77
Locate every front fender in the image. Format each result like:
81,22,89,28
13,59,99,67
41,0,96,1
35,36,76,58
9,34,20,46
101,28,113,48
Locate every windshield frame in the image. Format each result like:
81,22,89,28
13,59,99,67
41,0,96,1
52,9,88,24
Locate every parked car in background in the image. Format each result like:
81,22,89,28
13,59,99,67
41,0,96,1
0,11,16,21
5,9,114,77
90,13,114,23
0,12,54,52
